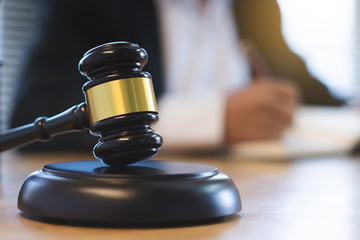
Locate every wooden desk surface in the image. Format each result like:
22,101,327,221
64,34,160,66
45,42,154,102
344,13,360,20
1,151,360,240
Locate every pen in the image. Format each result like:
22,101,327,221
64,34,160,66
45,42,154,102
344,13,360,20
239,38,274,79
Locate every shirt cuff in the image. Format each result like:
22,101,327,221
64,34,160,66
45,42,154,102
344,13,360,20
153,93,227,150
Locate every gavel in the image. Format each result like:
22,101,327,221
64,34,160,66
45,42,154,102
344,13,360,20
0,41,162,166
1,41,241,224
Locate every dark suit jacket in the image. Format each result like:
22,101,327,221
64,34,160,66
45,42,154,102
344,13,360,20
9,0,343,151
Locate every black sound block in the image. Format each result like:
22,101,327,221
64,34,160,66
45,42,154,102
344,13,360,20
18,160,241,224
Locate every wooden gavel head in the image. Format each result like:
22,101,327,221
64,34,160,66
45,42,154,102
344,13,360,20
78,42,162,167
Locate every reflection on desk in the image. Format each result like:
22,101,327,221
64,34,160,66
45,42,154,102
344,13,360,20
1,151,360,240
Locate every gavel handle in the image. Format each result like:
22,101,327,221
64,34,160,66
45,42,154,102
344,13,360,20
0,103,90,152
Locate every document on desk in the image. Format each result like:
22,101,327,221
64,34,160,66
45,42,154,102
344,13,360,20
230,105,360,160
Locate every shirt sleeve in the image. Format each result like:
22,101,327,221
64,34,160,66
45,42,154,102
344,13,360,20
153,93,227,150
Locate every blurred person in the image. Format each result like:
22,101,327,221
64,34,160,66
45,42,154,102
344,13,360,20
4,0,343,152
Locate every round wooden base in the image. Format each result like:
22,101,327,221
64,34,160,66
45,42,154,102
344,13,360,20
18,160,241,224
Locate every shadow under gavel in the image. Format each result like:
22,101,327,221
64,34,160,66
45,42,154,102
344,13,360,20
0,41,162,167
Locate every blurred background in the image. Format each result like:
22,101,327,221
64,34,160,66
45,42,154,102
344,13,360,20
0,0,359,131
277,0,359,103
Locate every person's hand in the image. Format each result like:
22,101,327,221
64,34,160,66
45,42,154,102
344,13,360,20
225,79,299,143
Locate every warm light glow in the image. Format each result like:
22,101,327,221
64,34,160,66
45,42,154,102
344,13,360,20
277,0,356,100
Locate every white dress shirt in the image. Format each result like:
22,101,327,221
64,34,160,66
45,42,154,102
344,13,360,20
155,0,251,149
